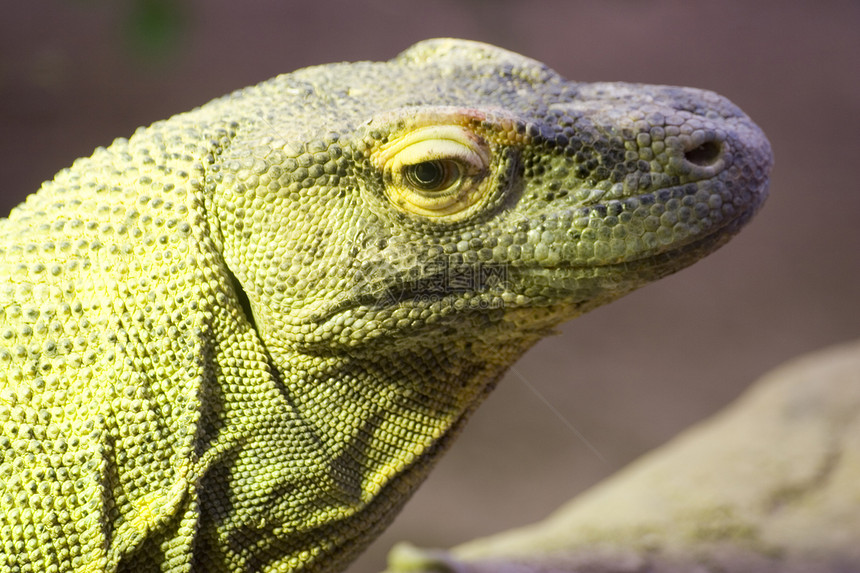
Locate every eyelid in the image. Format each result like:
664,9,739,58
372,125,490,171
393,140,486,188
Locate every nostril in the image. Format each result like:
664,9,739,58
684,140,723,167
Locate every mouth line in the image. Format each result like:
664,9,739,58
532,178,720,228
534,180,769,275
303,179,768,325
529,174,767,262
537,226,731,275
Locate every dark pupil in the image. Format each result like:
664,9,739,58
405,161,446,190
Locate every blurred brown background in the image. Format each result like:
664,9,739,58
1,1,858,571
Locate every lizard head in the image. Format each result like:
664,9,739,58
211,38,772,358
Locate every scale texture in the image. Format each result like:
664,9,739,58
0,39,771,572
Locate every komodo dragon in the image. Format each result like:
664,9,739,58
0,39,772,572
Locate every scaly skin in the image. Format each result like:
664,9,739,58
0,39,771,572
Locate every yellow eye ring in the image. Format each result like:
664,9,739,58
371,125,491,218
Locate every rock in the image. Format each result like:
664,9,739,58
384,339,860,573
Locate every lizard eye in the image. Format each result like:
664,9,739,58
402,159,461,193
371,125,491,219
